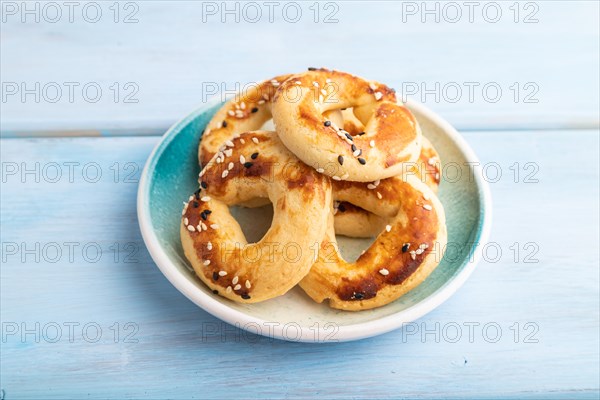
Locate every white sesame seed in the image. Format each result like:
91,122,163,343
199,169,206,177
205,128,211,136
226,286,232,293
316,168,325,173
240,101,246,110
341,173,349,180
196,224,202,232
222,170,229,178
227,110,234,116
420,243,429,249
353,149,361,157
369,83,377,90
188,195,194,202
313,81,319,87
367,184,376,190
232,276,239,285
332,176,341,181
385,225,392,232
203,259,211,266
224,149,233,157
374,179,380,186
201,196,211,202
225,140,234,147
183,217,189,225
377,192,383,199
201,222,207,231
295,80,302,85
428,158,436,166
210,224,219,229
374,92,383,100
321,89,327,96
245,280,251,288
218,270,227,276
370,140,375,148
410,251,416,260
262,93,269,100
207,241,213,250
228,162,234,170
234,284,241,291
187,225,196,232
333,208,338,215
239,155,246,164
423,193,430,200
379,268,389,276
415,248,424,255
326,78,332,83
258,99,266,105
423,204,433,211
240,139,245,144
252,137,259,144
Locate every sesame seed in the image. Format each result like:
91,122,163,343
353,149,362,157
319,94,324,103
374,179,380,186
200,181,208,189
367,184,376,190
369,82,378,90
210,224,219,229
221,170,229,178
341,173,349,179
203,259,211,266
212,290,218,295
212,272,219,280
308,67,317,71
358,157,366,165
196,224,202,232
351,144,357,152
227,110,235,116
218,270,227,276
428,158,436,166
240,155,246,164
204,128,211,136
423,204,433,211
225,140,234,147
377,192,382,199
374,92,383,100
337,155,344,165
241,294,251,299
199,169,206,177
240,102,246,110
201,196,211,202
321,89,327,96
192,201,199,208
415,248,424,255
252,137,259,144
295,80,302,85
207,242,213,250
313,81,319,87
370,140,375,148
232,276,239,285
379,268,389,276
435,173,440,180
251,107,259,113
345,133,353,141
423,193,430,200
183,217,189,225
386,225,392,232
258,99,266,105
324,121,331,127
222,121,227,128
326,78,332,83
226,286,232,293
245,280,251,289
251,152,259,159
316,168,325,173
240,139,245,144
410,251,416,260
243,162,253,168
201,222,207,231
200,211,207,220
358,131,366,136
234,284,241,291
420,243,429,249
402,243,410,253
224,149,233,157
187,225,196,232
338,203,346,212
332,176,342,181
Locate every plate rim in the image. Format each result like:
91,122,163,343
137,98,493,343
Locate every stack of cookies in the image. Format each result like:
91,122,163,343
181,68,447,311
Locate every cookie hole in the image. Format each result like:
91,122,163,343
229,203,273,244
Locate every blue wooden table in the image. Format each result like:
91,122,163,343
1,2,599,399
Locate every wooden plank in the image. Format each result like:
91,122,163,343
1,1,599,135
0,130,598,398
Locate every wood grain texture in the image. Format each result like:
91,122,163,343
1,131,598,399
1,1,599,135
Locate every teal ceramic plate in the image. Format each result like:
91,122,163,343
138,99,492,342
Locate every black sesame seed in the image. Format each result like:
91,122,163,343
337,155,344,165
241,294,251,299
358,157,366,165
338,203,346,212
358,132,366,136
222,120,227,128
200,181,208,189
212,290,219,294
194,189,201,200
192,201,199,208
345,133,353,141
251,152,259,159
244,162,253,168
251,107,259,113
351,144,357,152
308,67,317,71
353,292,365,300
204,210,212,215
212,272,219,281
340,108,347,111
324,121,331,127
402,243,410,253
200,211,208,220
